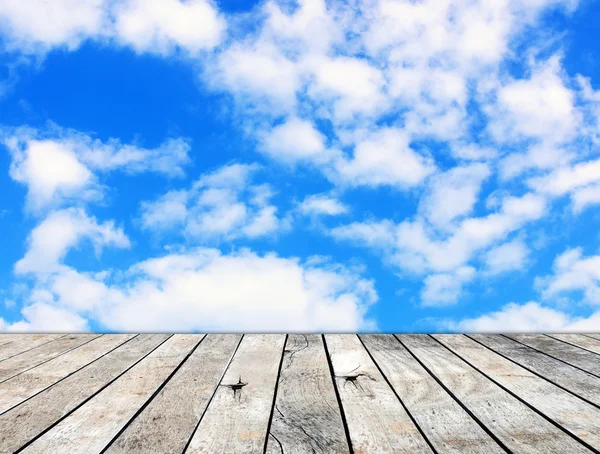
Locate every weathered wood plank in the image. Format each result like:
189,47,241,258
507,334,600,377
0,335,65,362
0,334,170,454
549,334,600,355
584,334,600,341
0,334,100,383
399,334,591,454
435,334,600,450
468,334,600,407
0,335,136,414
185,334,286,454
360,334,505,454
21,335,202,454
265,334,350,454
324,334,433,454
106,334,241,454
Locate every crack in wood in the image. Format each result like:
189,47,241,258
222,376,247,400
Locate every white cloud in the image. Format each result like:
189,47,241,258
113,0,225,55
9,248,378,332
334,128,436,189
484,239,529,275
451,301,600,332
3,127,191,211
538,248,600,304
418,163,491,229
141,163,284,241
260,118,328,163
0,0,106,53
15,208,130,275
528,158,600,200
2,302,89,332
421,266,476,307
299,194,348,216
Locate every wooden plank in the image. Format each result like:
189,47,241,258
20,335,202,454
399,334,592,454
0,335,136,414
469,334,600,407
584,334,600,341
185,334,286,454
507,334,600,377
360,334,505,454
0,335,65,362
106,334,241,454
0,334,170,454
265,334,350,454
324,334,433,454
549,334,600,354
0,334,100,383
435,334,600,450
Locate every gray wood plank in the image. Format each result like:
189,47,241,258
584,334,600,341
435,334,600,450
106,334,241,454
0,334,100,383
185,334,286,454
360,334,505,454
0,335,65,361
265,334,350,454
469,334,600,407
0,335,136,414
399,334,592,454
324,334,433,454
0,334,170,454
549,334,600,354
21,335,202,454
507,334,600,376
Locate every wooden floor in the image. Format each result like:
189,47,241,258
0,334,600,453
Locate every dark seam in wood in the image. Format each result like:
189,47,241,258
581,334,600,344
262,334,288,454
100,335,207,454
270,432,285,454
394,335,513,454
0,334,104,385
13,334,174,454
544,334,600,357
431,335,600,454
180,334,244,454
465,334,600,411
501,334,600,380
358,335,438,454
0,334,69,364
0,334,140,417
321,335,355,454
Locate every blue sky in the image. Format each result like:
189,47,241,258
0,0,599,332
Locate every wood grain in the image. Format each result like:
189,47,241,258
185,334,286,454
21,335,202,454
106,334,241,454
265,334,350,454
0,335,135,414
548,334,600,355
399,334,591,454
360,334,505,454
0,334,169,454
324,334,433,454
0,335,65,362
506,334,600,376
468,334,600,407
0,335,100,383
435,334,600,450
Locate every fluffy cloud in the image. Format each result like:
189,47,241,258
7,248,377,332
15,208,130,275
0,0,224,54
299,193,348,216
421,266,476,307
141,163,284,241
484,239,529,275
450,301,600,332
3,126,190,211
538,248,600,304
